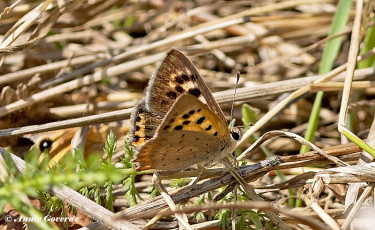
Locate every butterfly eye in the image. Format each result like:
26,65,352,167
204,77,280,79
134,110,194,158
230,127,241,141
39,139,53,152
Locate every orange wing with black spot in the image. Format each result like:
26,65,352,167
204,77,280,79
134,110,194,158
158,94,229,140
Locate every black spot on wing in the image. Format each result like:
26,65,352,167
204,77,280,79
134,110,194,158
175,85,184,93
191,73,198,81
196,116,206,124
175,75,190,84
166,91,177,99
174,125,183,130
174,76,184,84
182,114,189,119
182,120,190,125
214,131,218,136
181,74,190,82
133,135,140,142
205,125,212,131
188,88,202,97
188,110,195,115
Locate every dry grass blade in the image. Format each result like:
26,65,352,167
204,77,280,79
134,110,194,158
345,116,375,214
0,2,45,48
338,0,364,128
0,108,131,136
238,130,348,166
0,55,103,86
342,184,374,229
306,177,341,230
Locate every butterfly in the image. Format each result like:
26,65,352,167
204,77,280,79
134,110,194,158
130,49,240,171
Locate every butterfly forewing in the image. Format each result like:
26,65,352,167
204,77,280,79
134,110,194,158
158,94,230,140
145,49,226,123
133,95,233,171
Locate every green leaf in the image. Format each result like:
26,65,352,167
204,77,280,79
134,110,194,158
215,209,230,229
104,130,116,161
242,104,258,126
195,211,205,222
236,214,246,230
358,18,375,68
248,211,264,229
300,0,352,154
150,184,160,198
319,0,352,74
105,181,114,211
229,119,236,128
170,178,187,188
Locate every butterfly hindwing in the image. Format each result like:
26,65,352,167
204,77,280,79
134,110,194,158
130,100,162,147
145,49,227,123
133,130,221,171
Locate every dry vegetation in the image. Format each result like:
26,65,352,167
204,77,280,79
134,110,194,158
0,0,375,229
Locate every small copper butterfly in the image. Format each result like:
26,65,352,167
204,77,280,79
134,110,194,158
130,49,240,171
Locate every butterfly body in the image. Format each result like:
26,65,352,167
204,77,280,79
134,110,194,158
130,50,238,171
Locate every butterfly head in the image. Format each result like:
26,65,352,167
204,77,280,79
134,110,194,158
229,127,241,141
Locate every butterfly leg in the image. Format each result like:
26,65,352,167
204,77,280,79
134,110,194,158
153,172,193,230
217,156,240,179
221,158,247,185
228,153,240,169
188,165,206,186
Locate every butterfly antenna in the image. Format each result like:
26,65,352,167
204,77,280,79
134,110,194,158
230,72,240,123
